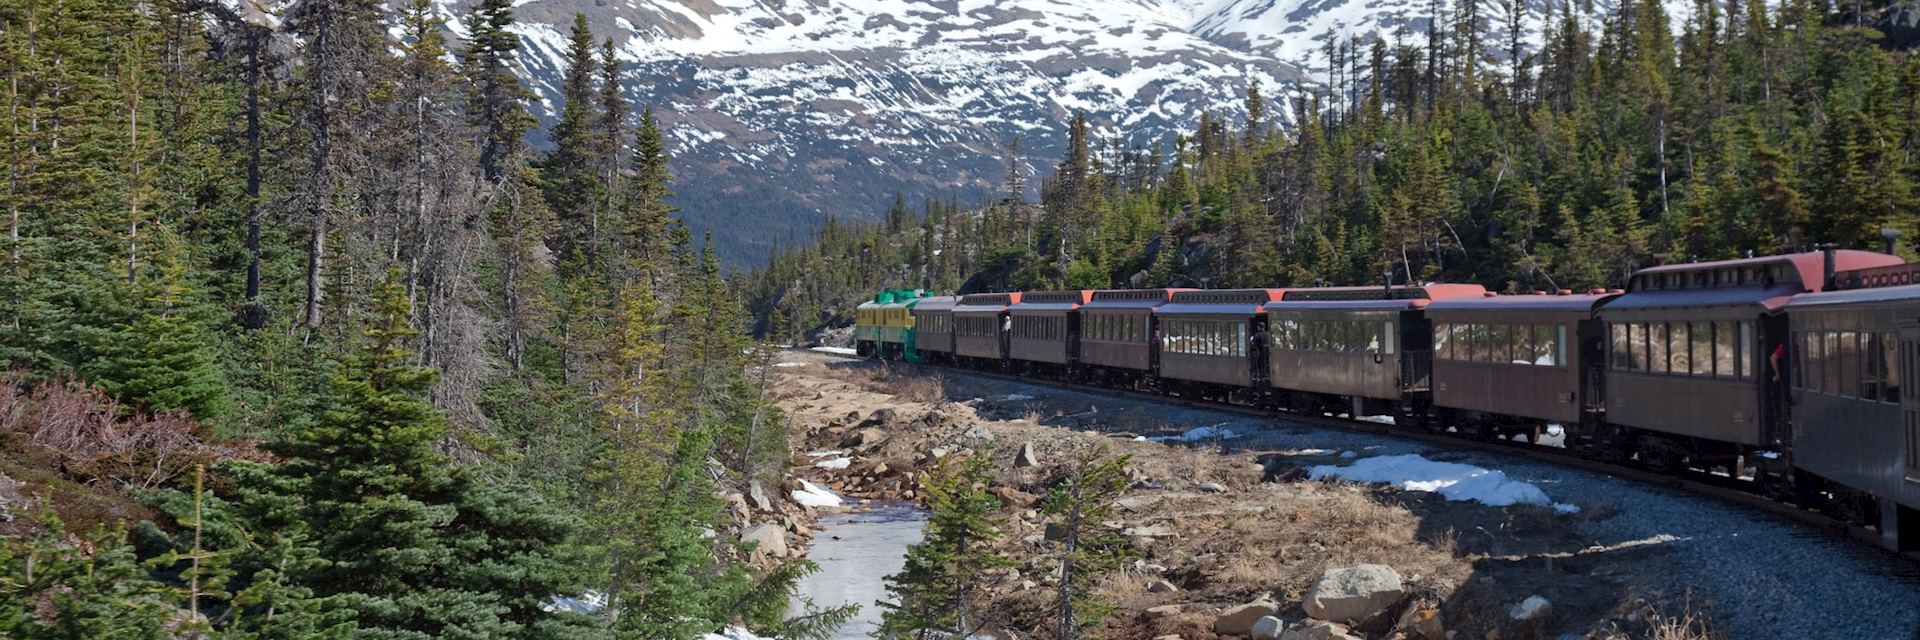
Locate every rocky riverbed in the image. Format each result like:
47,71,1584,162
764,349,1920,639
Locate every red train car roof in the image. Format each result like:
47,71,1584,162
1630,250,1902,293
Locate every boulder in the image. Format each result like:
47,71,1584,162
1015,442,1041,468
991,486,1039,508
842,427,888,449
1147,579,1179,593
1146,604,1184,618
1879,1,1920,48
1394,606,1445,640
1214,598,1280,635
1279,620,1360,640
720,492,750,521
739,524,788,558
747,480,774,512
960,424,995,445
1124,523,1177,538
1251,616,1286,640
859,408,898,428
1196,481,1229,493
1507,596,1551,622
1303,564,1405,624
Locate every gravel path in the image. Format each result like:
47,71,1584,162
932,370,1920,640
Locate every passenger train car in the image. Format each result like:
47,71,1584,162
849,248,1920,553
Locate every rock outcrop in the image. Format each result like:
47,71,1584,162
1214,598,1280,635
1303,564,1406,624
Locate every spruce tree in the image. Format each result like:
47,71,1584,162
266,277,596,639
878,454,1011,639
547,13,602,269
1041,452,1133,640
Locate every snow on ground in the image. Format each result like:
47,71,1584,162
806,450,847,457
1149,423,1241,443
814,457,852,469
810,346,859,356
700,627,771,640
1538,424,1567,448
1308,453,1579,514
791,479,845,508
1356,415,1397,425
774,361,808,367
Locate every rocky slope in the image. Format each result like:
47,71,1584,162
243,0,1671,263
453,0,1674,264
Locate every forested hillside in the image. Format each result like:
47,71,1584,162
749,0,1920,338
0,1,834,637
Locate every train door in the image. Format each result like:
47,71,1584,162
1901,324,1920,486
1762,313,1791,448
1249,315,1270,386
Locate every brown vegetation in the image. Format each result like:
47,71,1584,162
0,371,254,493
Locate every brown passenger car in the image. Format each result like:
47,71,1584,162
1599,251,1903,464
954,292,1021,363
1080,289,1185,375
1156,289,1287,390
1008,291,1093,367
1785,269,1920,551
1265,285,1486,418
910,296,958,358
1428,292,1619,429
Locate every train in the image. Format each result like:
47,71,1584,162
849,248,1920,554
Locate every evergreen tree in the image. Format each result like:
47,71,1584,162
1041,452,1132,640
878,454,1011,639
546,13,602,269
266,278,596,639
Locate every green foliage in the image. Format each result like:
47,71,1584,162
878,453,1012,639
265,279,598,639
0,513,174,639
751,0,1920,332
1040,452,1133,640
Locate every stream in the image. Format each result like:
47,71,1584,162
789,500,927,639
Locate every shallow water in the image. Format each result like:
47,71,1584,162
789,500,927,639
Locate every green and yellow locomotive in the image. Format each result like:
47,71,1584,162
854,289,935,362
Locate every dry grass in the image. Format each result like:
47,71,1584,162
1593,596,1725,640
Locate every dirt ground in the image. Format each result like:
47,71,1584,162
771,351,1729,640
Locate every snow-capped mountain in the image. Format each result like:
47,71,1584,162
414,0,1658,262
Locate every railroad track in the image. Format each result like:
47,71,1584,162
799,348,1920,569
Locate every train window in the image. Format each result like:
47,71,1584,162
1381,321,1396,355
1487,324,1508,363
1530,325,1554,366
1713,321,1735,378
1843,331,1864,398
1884,332,1901,403
1806,332,1822,392
1688,322,1712,376
1740,322,1755,379
1436,324,1454,360
1511,324,1534,365
1639,322,1658,373
1611,323,1629,370
1822,331,1842,395
1665,322,1684,374
1866,333,1885,400
1557,326,1569,366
